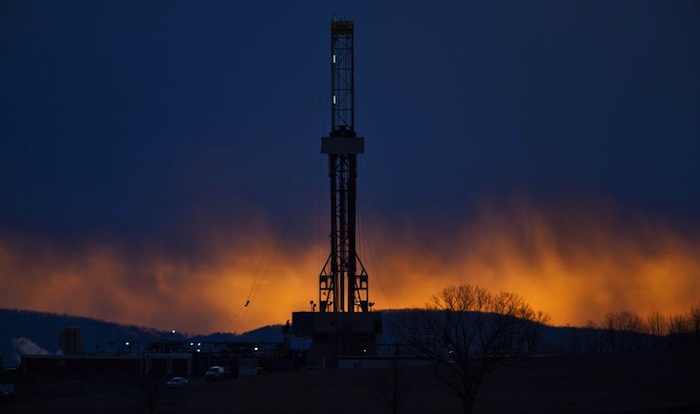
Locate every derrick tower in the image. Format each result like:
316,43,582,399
319,19,369,313
292,19,381,368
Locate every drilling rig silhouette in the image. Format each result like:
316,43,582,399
292,19,382,368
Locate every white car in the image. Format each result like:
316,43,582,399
204,366,226,381
166,377,188,389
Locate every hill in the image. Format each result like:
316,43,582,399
0,309,165,365
0,309,280,366
1,308,664,367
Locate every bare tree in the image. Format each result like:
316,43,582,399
370,355,420,414
667,304,700,346
689,305,700,345
394,284,549,414
128,370,187,414
603,310,645,351
645,310,668,348
127,371,165,414
522,309,551,352
668,312,692,347
564,320,605,353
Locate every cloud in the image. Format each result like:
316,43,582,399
1,195,698,333
364,194,700,326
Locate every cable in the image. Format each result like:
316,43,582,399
231,46,326,332
250,155,321,301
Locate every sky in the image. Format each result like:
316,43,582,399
1,1,699,335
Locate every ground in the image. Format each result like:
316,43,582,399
3,347,699,413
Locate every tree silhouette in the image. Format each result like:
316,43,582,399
603,310,645,351
689,305,700,345
394,284,549,414
667,304,700,346
645,310,668,348
370,355,419,414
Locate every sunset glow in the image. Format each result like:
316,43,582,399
1,196,698,334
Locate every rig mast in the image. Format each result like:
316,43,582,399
319,19,369,314
292,18,380,368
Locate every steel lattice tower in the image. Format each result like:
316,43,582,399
319,19,369,313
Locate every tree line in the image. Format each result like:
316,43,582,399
564,305,700,353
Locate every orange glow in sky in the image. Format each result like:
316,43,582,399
1,196,698,334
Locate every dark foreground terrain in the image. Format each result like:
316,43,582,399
3,347,699,414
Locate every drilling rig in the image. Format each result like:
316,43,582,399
292,19,381,368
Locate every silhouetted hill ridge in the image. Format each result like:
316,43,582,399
1,308,661,366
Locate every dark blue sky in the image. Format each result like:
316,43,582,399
2,1,699,247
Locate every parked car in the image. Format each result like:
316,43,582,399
166,377,188,389
204,366,226,381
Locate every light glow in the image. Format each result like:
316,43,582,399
0,196,697,333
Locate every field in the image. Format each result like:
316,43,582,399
4,346,700,414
